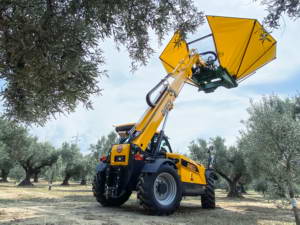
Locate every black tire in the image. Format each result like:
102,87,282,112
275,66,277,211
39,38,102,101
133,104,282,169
201,173,216,209
92,172,131,207
137,164,182,215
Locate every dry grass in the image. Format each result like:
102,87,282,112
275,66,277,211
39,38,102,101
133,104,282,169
0,181,296,225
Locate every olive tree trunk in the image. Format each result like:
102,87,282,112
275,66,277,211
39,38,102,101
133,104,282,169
18,171,33,186
239,183,247,194
61,174,71,185
0,169,9,182
227,181,242,197
216,169,243,197
287,176,300,225
80,178,87,185
33,172,39,183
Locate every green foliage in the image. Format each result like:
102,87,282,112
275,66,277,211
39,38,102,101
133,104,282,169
60,142,81,163
0,0,204,124
15,138,59,185
19,138,59,170
77,154,95,184
189,137,249,183
260,0,300,28
189,136,250,197
90,131,118,161
60,142,83,184
38,133,117,184
189,138,208,164
0,141,11,181
241,95,300,199
0,117,28,180
8,164,25,181
0,118,59,185
253,178,269,196
64,162,83,180
42,158,64,182
83,131,119,182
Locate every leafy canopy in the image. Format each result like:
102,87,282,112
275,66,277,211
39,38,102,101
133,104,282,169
0,0,203,124
189,136,250,197
260,0,300,28
60,142,83,182
0,117,28,175
189,136,248,182
241,95,300,198
90,131,118,161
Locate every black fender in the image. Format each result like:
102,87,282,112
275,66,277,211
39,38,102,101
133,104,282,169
141,158,176,173
96,162,108,174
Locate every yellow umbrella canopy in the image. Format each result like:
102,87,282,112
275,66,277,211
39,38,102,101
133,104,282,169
159,31,190,75
207,16,277,81
159,16,277,92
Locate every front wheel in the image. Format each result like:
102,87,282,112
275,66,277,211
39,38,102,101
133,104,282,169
92,173,131,207
137,164,182,215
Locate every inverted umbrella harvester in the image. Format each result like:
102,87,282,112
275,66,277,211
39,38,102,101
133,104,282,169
160,15,277,93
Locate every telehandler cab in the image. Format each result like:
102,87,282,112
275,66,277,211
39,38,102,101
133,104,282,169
92,16,277,215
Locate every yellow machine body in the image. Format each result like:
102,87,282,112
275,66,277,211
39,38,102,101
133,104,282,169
110,143,207,185
94,16,277,215
111,16,276,185
132,37,203,151
166,153,207,185
110,144,131,166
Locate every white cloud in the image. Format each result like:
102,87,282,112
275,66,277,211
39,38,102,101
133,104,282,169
30,0,300,154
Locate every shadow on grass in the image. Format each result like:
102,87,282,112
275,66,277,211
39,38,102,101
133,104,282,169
0,197,59,205
0,184,19,188
63,195,94,202
1,194,94,206
216,195,261,203
90,201,295,225
55,189,92,193
0,198,19,205
236,204,292,216
0,196,295,225
0,182,90,188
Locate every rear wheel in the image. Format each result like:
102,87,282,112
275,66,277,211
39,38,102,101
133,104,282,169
92,172,131,207
201,172,216,209
137,164,182,215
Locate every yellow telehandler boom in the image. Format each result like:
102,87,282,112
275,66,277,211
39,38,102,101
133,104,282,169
92,16,277,215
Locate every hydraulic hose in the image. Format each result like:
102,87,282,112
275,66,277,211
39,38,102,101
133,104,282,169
146,74,170,108
199,51,218,62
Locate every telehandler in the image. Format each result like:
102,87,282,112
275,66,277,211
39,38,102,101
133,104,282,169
92,16,277,215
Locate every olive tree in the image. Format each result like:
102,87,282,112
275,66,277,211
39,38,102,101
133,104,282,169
8,164,25,182
90,131,118,162
259,0,300,28
241,95,300,224
189,136,250,197
17,138,59,186
60,142,82,185
0,118,28,182
0,0,203,124
0,141,11,182
78,154,95,185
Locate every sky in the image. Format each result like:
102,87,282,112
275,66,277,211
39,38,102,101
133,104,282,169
25,0,300,154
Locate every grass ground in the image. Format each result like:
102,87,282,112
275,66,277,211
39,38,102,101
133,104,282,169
0,181,296,225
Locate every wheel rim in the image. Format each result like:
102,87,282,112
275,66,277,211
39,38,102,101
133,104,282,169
154,172,177,206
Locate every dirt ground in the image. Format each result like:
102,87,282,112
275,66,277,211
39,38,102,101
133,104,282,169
0,181,296,225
